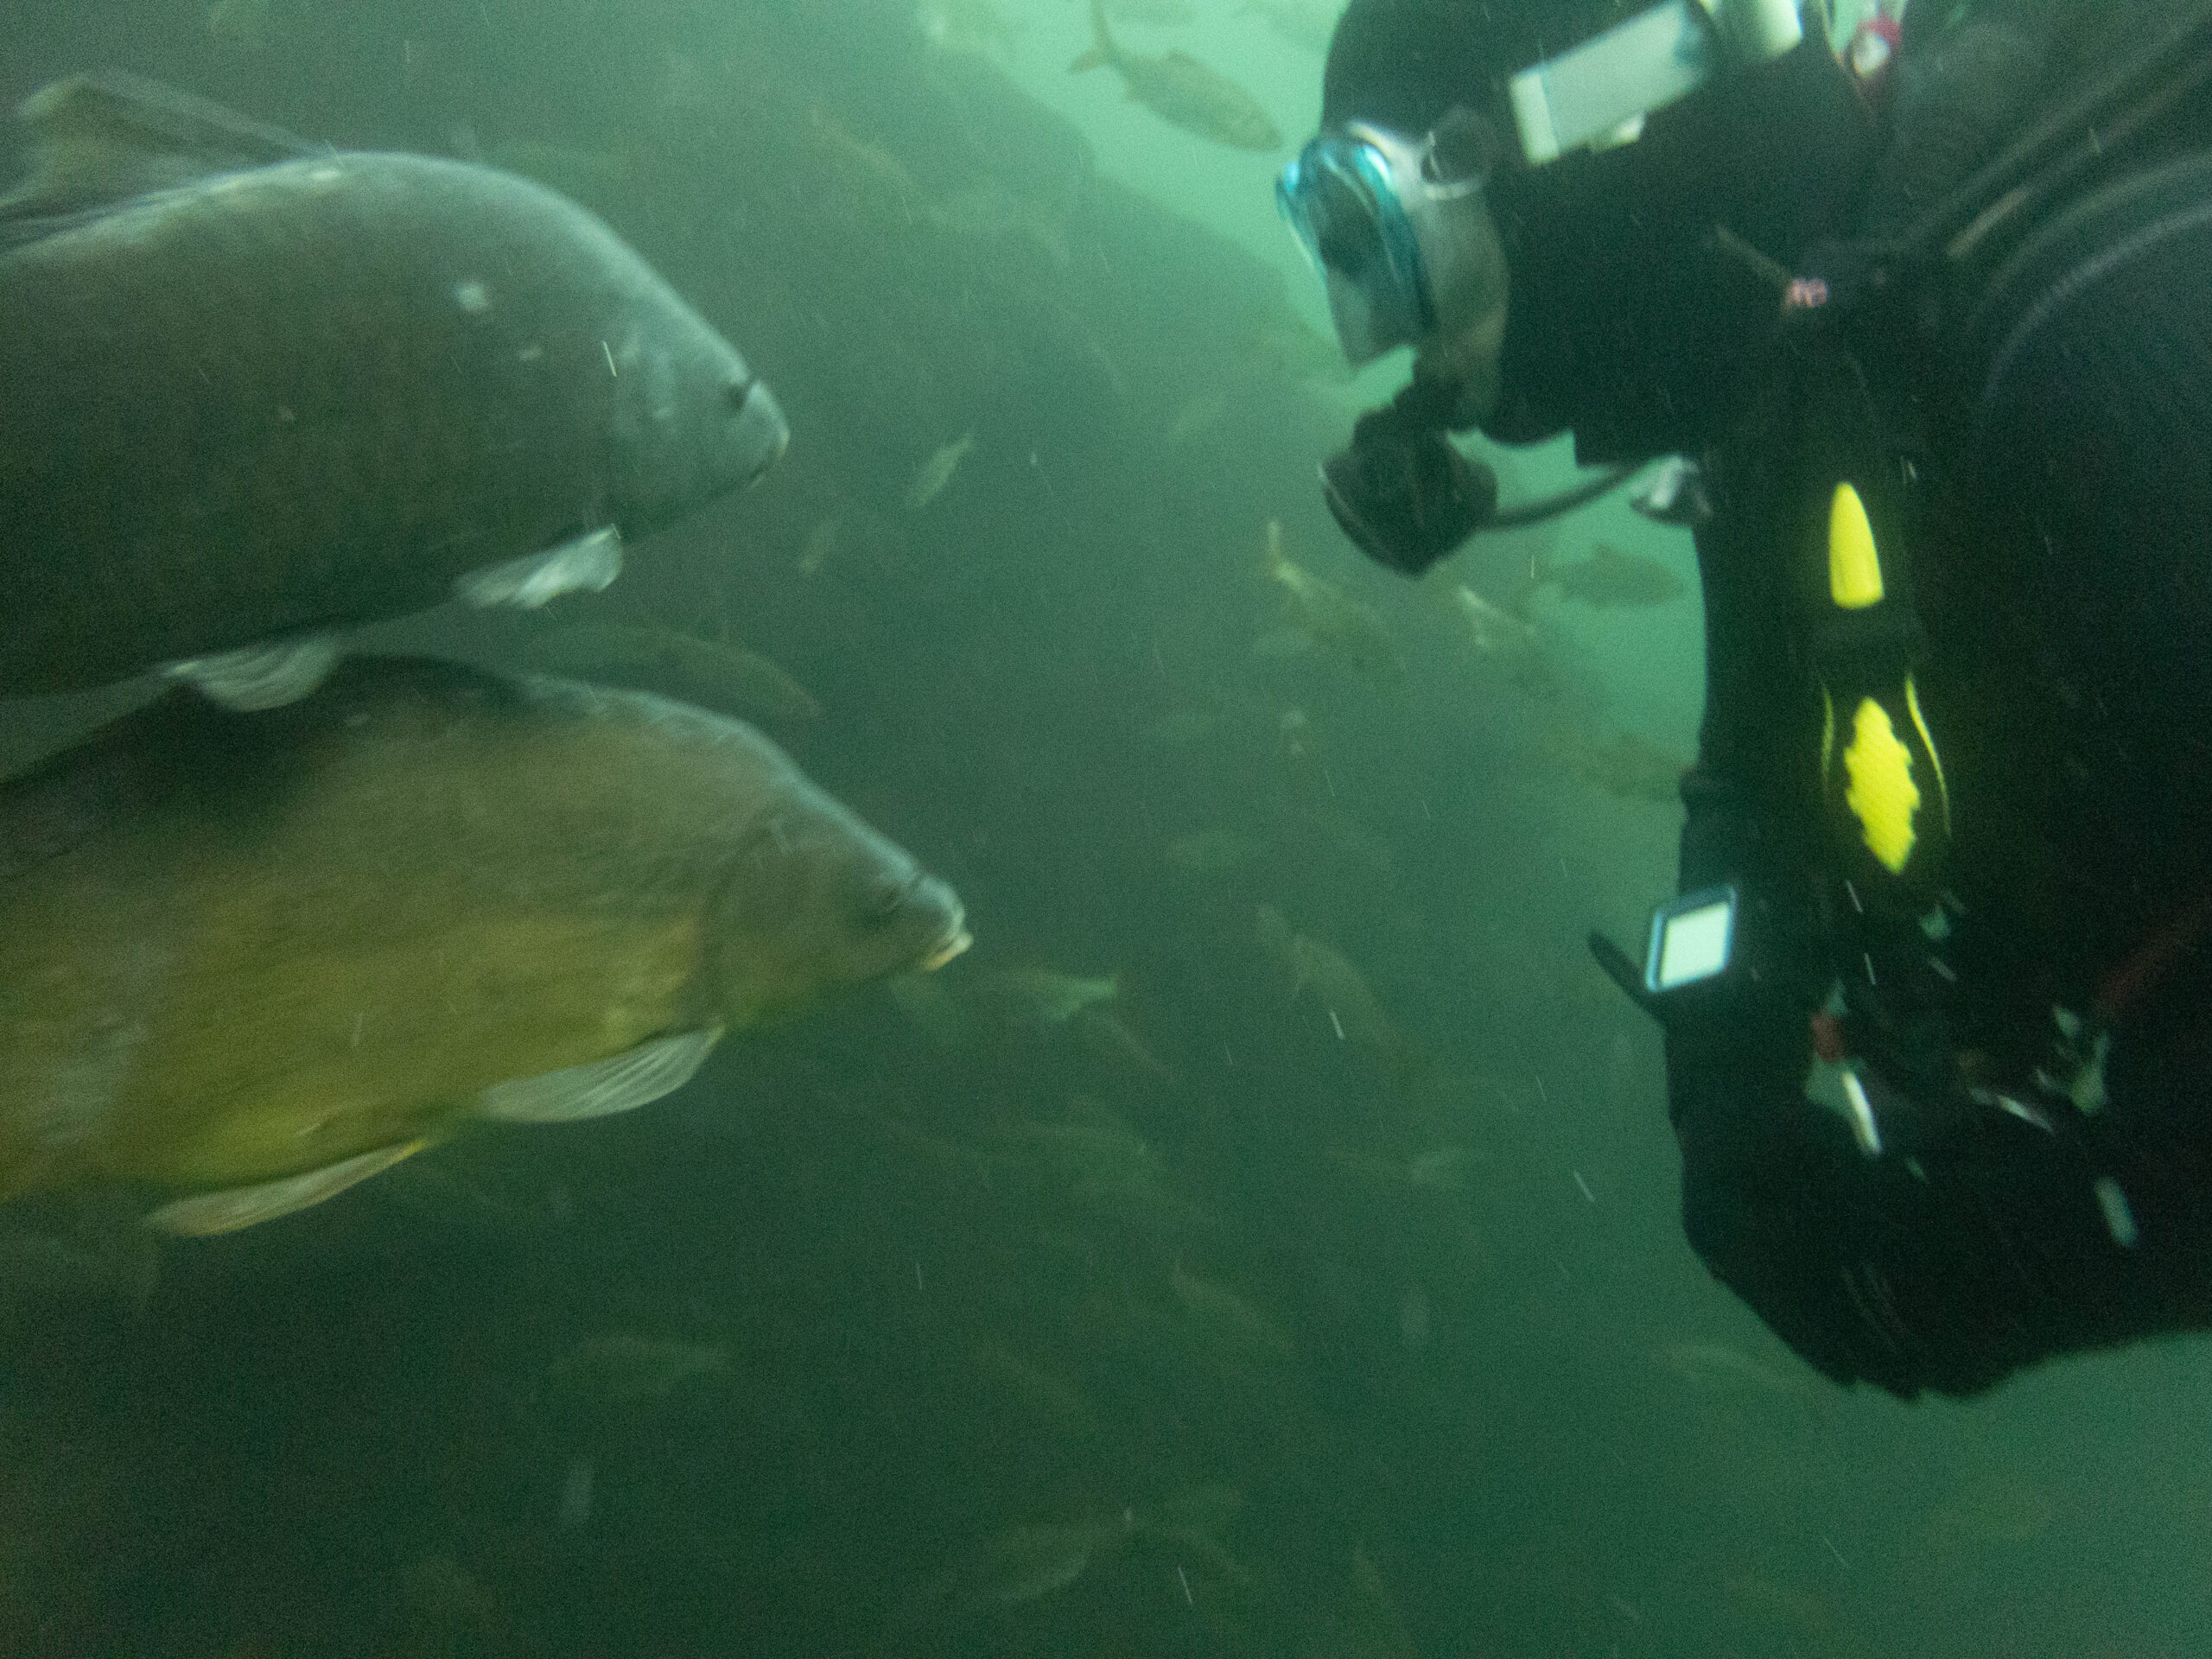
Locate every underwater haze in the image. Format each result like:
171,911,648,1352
0,1,2208,1655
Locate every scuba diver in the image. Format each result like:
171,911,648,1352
1278,0,2212,1398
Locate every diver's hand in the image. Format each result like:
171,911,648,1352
1320,399,1497,576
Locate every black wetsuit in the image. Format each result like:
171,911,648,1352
1319,0,2212,1395
1651,1,2212,1397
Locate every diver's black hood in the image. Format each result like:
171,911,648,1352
1325,3,1880,461
1324,0,1643,132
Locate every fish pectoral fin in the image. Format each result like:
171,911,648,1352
454,526,624,610
162,635,340,710
1069,47,1110,72
476,1027,724,1124
145,1140,429,1236
3,71,315,223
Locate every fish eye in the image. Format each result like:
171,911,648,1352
721,375,756,412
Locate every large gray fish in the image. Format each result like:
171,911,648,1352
0,73,788,706
0,657,968,1235
1070,0,1282,151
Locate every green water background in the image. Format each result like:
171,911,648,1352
0,0,2207,1653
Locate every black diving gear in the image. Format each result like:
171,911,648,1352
1318,376,1635,575
1281,0,1805,368
1656,0,2212,1396
1319,370,1497,575
1325,0,2212,1398
1313,17,1881,576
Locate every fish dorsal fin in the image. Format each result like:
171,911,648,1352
2,70,316,222
477,1027,724,1124
146,1140,429,1236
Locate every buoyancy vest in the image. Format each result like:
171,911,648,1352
1718,2,2212,1141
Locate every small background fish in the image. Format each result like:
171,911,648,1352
1525,541,1687,610
1070,0,1282,150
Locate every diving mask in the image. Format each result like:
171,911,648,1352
1275,110,1499,365
1279,0,1804,364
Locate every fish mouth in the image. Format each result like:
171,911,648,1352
917,925,973,974
728,378,791,486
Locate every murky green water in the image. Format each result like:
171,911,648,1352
0,2,2206,1654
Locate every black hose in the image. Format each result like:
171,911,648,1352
1478,462,1637,531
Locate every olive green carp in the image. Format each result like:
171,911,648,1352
0,658,968,1235
0,73,787,707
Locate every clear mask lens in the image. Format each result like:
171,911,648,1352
1278,119,1487,365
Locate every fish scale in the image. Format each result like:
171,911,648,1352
0,658,969,1224
5,162,607,669
0,75,785,697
